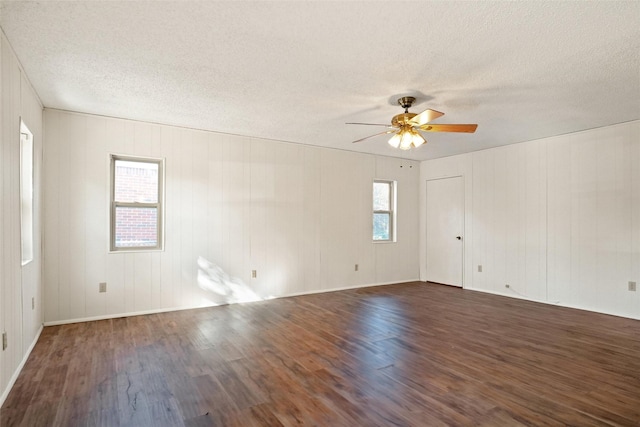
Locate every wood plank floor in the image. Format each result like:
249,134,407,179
1,282,639,426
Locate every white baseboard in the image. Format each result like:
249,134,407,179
41,279,640,327
0,324,44,408
282,279,419,299
43,304,216,326
467,286,640,321
43,278,420,326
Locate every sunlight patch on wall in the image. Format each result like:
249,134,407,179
197,256,262,304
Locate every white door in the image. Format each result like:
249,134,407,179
426,177,464,287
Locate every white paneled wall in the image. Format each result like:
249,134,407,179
420,121,640,320
320,150,375,289
43,109,420,323
471,141,547,300
375,160,419,283
548,123,640,318
0,32,43,405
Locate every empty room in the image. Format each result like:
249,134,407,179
1,1,639,426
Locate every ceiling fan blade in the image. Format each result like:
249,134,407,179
346,122,394,128
418,124,478,133
408,109,445,126
352,129,397,143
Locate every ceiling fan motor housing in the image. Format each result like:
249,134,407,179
393,96,418,126
391,112,417,127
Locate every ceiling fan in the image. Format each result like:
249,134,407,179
347,96,477,150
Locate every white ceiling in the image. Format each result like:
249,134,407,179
1,1,638,161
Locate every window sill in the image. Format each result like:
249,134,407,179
109,248,165,254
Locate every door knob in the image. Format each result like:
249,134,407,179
456,236,462,240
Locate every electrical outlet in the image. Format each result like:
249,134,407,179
478,265,482,273
629,281,637,292
355,264,359,271
252,270,257,278
99,282,107,293
32,297,35,310
2,332,7,351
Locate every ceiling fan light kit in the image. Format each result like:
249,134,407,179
348,96,478,150
389,126,426,150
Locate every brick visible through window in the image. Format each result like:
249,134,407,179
110,155,163,251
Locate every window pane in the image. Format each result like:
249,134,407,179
373,213,390,241
115,207,158,247
20,121,34,264
373,182,390,211
114,160,159,203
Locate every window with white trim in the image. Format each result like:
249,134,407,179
110,155,164,251
373,180,396,242
20,120,34,265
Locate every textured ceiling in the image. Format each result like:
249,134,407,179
1,1,639,160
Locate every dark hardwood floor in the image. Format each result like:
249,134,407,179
1,282,639,426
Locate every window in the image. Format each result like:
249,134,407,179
373,180,396,242
110,155,164,251
20,120,34,265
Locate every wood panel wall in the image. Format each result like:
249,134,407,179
471,141,547,300
42,109,420,324
420,120,640,320
0,32,44,405
547,123,640,318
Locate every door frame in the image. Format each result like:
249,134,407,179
425,175,465,288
